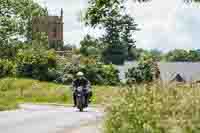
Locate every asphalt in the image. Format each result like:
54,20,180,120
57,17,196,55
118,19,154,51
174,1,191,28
0,104,104,133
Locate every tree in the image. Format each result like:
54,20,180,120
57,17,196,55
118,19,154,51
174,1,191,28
133,0,200,3
85,0,125,27
85,0,138,64
149,49,163,61
188,50,200,61
0,41,27,60
165,49,200,62
0,0,48,45
16,48,57,81
165,49,189,62
126,56,160,84
80,35,102,57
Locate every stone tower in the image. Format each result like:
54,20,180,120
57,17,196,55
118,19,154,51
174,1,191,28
32,8,64,50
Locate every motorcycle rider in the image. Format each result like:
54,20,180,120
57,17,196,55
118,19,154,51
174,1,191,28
72,72,92,107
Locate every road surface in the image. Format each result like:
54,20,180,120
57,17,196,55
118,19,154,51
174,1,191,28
0,104,104,133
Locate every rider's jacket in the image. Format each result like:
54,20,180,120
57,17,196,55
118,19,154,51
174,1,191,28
72,77,91,92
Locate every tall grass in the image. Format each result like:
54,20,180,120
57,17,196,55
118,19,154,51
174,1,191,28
0,77,72,110
0,78,18,111
104,83,200,133
0,96,18,111
0,77,118,111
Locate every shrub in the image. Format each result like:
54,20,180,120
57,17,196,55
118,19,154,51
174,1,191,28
46,68,61,82
47,50,57,68
62,63,120,85
16,48,57,81
61,73,74,84
0,59,16,78
98,64,120,85
126,57,160,84
0,42,26,60
105,84,200,133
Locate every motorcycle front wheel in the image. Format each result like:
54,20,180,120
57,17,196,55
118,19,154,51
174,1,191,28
76,96,84,112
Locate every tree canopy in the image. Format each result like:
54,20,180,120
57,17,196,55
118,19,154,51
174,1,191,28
80,35,102,57
133,0,200,3
165,49,200,62
0,0,48,45
85,0,138,64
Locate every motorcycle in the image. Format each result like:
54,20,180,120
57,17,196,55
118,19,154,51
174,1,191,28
75,86,88,112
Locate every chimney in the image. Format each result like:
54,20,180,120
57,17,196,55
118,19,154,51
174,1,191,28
60,8,64,44
61,8,63,19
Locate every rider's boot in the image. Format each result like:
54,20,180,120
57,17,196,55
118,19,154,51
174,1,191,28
73,93,77,107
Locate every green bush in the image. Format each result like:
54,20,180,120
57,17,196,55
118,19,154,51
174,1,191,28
105,84,200,133
46,68,62,82
62,63,120,85
126,57,160,84
0,42,27,60
16,48,57,81
98,64,120,85
0,59,16,78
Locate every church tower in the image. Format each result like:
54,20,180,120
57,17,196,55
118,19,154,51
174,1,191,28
32,8,64,51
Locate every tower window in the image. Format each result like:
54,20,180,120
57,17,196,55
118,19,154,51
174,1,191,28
53,27,57,38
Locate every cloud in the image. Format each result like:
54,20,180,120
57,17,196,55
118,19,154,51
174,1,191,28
35,0,200,51
126,0,200,51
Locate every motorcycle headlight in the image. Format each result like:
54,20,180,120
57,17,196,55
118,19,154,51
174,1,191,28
77,87,82,91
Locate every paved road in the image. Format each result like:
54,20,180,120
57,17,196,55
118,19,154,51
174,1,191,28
0,104,104,133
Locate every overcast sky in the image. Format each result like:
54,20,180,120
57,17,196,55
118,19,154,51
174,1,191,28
36,0,200,52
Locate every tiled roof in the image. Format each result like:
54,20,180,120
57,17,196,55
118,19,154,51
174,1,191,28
116,61,200,82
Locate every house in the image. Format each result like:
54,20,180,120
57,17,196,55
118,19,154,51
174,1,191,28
116,61,200,83
158,62,200,83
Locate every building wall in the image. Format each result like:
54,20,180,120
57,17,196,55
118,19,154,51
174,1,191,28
32,9,64,50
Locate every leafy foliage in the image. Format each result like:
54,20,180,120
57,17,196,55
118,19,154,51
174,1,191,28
102,44,128,65
62,62,120,85
85,0,138,65
125,48,200,62
0,41,27,60
165,49,200,62
80,35,102,57
16,48,57,81
0,0,48,44
148,49,163,61
126,57,160,84
85,0,124,27
83,63,120,85
130,0,200,3
165,49,189,62
0,59,16,78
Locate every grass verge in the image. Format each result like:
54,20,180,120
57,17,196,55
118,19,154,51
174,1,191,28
0,77,119,111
